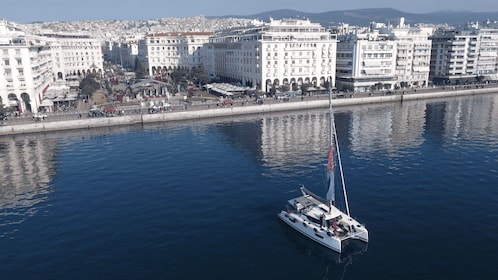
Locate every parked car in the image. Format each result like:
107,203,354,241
223,99,234,106
104,106,116,116
148,106,160,113
32,113,48,121
88,109,104,117
162,103,172,111
275,93,289,101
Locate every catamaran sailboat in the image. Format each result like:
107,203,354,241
278,91,368,253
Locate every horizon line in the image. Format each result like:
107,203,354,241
5,7,498,24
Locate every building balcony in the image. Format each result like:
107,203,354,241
480,51,496,57
412,67,430,73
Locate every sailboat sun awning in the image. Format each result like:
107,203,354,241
295,196,314,208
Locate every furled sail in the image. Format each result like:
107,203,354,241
326,143,335,204
326,88,336,206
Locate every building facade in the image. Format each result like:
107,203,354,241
0,20,52,114
335,19,433,92
137,32,212,78
41,32,104,80
336,30,397,92
1,20,104,114
430,24,498,84
383,19,433,88
206,18,337,92
105,40,139,71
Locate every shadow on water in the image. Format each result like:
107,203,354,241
279,221,367,280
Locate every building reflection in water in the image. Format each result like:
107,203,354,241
0,94,497,236
0,134,58,235
260,111,330,173
0,125,137,237
258,94,498,173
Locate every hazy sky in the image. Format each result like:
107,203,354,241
3,0,498,23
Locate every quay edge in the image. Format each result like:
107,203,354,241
0,87,496,136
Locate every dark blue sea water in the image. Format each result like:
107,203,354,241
1,94,498,279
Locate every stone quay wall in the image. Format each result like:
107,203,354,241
1,87,496,136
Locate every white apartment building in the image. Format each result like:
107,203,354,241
336,30,397,92
41,32,104,80
105,40,139,71
381,18,433,88
479,27,498,79
335,18,432,92
1,20,104,114
206,18,337,92
0,20,52,114
430,25,498,84
137,32,213,77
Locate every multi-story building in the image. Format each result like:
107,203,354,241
41,31,104,80
479,26,498,80
335,18,433,91
336,30,397,92
206,18,337,92
1,20,104,114
0,20,52,114
383,18,433,88
137,32,213,77
105,39,139,71
430,23,498,84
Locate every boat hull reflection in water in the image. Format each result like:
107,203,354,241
280,221,368,264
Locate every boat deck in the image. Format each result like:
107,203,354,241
293,194,346,221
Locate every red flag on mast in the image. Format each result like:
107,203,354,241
326,144,335,204
327,144,334,171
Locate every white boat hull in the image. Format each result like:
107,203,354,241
278,210,342,252
278,201,368,253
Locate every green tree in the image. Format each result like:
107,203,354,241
300,83,310,95
170,69,188,84
191,67,210,85
0,104,7,116
291,83,299,91
323,80,331,90
79,75,100,99
280,84,290,92
269,85,277,97
134,57,147,79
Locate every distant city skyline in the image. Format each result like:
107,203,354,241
2,0,498,23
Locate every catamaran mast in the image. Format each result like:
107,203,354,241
326,89,335,208
328,89,351,216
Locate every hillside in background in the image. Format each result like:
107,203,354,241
220,8,498,26
18,8,498,41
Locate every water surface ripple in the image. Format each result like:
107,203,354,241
1,94,497,279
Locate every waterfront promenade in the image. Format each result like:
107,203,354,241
1,85,497,136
